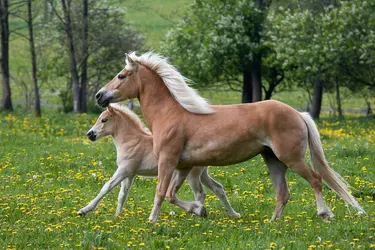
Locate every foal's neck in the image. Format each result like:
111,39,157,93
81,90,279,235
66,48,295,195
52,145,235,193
111,114,149,151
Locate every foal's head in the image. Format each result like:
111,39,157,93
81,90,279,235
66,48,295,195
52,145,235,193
87,106,117,141
96,54,141,107
87,105,150,141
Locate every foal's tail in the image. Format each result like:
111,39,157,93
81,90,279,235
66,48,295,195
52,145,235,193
300,112,366,214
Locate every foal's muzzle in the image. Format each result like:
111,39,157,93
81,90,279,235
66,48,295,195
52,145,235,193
95,90,111,108
87,130,97,141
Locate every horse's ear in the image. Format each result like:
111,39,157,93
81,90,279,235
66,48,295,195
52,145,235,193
125,53,135,65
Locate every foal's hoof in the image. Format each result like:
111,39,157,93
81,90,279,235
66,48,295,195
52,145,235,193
78,209,86,216
200,207,207,218
192,204,207,217
318,211,335,220
229,212,241,218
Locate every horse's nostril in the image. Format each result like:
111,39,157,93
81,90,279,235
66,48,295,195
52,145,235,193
96,92,102,100
87,131,93,136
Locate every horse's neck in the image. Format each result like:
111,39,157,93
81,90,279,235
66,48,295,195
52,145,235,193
138,67,185,129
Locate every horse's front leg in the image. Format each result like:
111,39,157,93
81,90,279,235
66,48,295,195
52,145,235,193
78,168,127,216
148,153,180,223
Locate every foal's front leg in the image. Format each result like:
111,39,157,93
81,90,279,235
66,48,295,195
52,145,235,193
78,168,127,215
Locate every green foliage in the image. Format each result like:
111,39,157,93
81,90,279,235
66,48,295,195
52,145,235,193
162,0,259,90
36,0,144,111
266,0,375,93
59,88,73,113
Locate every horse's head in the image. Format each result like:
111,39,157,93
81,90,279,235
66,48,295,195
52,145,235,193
87,106,117,141
96,54,140,107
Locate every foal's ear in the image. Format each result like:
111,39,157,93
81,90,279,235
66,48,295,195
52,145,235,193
107,105,114,114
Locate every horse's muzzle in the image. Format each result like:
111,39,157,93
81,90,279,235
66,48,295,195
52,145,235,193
87,130,97,141
95,90,111,107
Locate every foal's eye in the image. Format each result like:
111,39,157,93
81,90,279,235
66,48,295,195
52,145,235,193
101,118,108,123
118,74,126,80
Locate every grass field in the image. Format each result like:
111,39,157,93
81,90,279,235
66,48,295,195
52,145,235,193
0,109,374,249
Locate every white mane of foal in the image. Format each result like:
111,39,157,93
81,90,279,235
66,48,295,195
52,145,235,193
126,52,215,115
110,104,151,135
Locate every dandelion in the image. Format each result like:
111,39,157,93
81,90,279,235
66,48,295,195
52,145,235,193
270,242,277,249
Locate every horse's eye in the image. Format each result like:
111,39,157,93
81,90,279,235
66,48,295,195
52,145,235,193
101,118,108,123
118,74,126,80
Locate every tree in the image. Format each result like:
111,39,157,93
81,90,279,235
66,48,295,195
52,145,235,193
0,0,12,111
45,0,143,112
266,5,347,118
59,0,81,113
162,0,262,103
251,0,264,102
80,0,88,113
267,0,375,119
27,0,41,117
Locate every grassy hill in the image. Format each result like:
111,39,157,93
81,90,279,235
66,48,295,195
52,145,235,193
125,0,191,48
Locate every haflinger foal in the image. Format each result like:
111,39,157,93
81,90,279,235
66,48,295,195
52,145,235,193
78,104,239,218
95,52,366,223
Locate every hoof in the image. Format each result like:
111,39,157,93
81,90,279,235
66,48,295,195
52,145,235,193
192,204,207,217
229,212,241,218
78,209,86,216
148,215,158,224
200,206,207,218
318,211,335,220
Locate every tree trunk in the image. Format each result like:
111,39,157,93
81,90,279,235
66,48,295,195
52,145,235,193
241,70,252,103
27,0,41,117
310,79,323,119
265,81,276,100
335,79,343,118
251,54,262,102
80,0,88,112
251,0,263,102
0,0,12,111
61,0,81,113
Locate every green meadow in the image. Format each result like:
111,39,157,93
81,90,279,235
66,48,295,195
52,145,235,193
0,108,374,249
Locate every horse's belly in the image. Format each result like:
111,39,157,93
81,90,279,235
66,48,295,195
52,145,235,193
180,140,264,166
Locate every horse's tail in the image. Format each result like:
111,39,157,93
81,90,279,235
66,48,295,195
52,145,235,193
300,112,366,214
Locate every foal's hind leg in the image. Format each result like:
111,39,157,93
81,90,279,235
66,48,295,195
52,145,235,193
166,168,207,217
200,168,240,218
282,159,334,219
186,167,207,204
261,150,289,221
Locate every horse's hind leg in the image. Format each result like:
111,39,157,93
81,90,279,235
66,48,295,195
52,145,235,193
261,150,290,221
282,159,334,219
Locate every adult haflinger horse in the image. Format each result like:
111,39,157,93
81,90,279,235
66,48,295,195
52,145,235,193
96,52,365,223
79,104,239,218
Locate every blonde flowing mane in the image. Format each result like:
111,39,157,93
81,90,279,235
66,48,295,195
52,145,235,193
127,52,215,114
110,104,151,135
